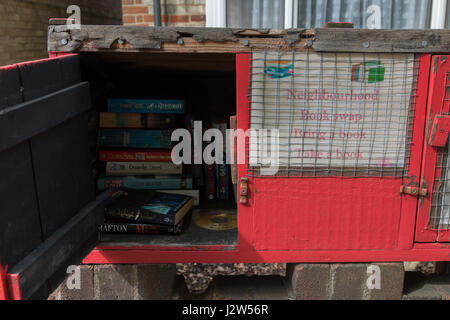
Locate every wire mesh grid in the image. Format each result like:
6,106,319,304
247,49,419,178
428,72,450,230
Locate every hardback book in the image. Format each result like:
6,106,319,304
97,175,193,190
216,160,229,200
99,149,172,162
99,220,183,235
184,114,204,188
212,120,229,200
204,164,216,201
106,162,182,176
104,190,194,226
99,112,175,129
108,98,184,114
157,189,200,206
98,129,172,149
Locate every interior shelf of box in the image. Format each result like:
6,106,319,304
80,52,239,246
99,200,238,247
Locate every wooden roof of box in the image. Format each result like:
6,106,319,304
48,25,450,54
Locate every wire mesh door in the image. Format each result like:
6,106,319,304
416,56,450,243
238,50,429,250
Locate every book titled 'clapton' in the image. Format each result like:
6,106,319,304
108,98,184,114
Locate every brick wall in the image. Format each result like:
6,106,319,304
122,0,205,27
0,0,122,66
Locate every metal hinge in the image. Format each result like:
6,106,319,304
399,185,428,197
240,177,248,204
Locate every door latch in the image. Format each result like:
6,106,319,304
240,177,248,204
399,185,427,197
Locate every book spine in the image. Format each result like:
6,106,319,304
99,222,181,234
106,162,182,176
98,176,193,190
216,161,229,200
99,149,172,162
106,209,176,226
99,112,174,129
98,129,172,149
157,189,200,206
108,99,184,114
204,164,216,201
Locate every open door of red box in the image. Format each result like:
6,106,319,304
415,55,450,243
0,55,102,300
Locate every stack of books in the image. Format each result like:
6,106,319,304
99,190,194,235
96,98,200,235
97,98,194,191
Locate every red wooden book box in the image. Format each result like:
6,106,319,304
1,25,450,299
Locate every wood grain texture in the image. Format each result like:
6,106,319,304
48,25,310,53
48,25,450,53
7,197,104,300
313,28,450,52
0,82,91,153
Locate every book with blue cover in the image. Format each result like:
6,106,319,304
108,99,184,114
97,175,193,190
98,129,172,149
104,190,194,226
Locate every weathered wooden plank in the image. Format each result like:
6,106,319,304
0,82,91,153
0,65,22,111
6,196,104,300
48,25,310,53
48,25,450,53
17,58,63,101
30,114,95,240
0,142,43,269
313,28,450,52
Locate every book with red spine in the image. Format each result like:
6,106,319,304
204,164,216,202
99,149,172,162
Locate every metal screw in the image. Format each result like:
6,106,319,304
306,39,313,48
363,41,370,48
177,38,184,45
422,40,428,47
61,38,68,45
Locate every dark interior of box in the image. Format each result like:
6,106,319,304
80,52,238,247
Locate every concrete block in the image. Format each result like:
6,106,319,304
287,264,330,300
136,264,177,300
367,263,404,300
95,264,135,300
59,265,95,300
330,263,366,300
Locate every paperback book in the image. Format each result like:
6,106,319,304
99,149,172,162
108,98,184,114
157,189,200,206
99,112,175,129
106,162,182,176
105,190,194,226
99,221,183,235
98,175,193,190
98,129,172,149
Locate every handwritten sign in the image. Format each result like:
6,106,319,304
249,51,415,170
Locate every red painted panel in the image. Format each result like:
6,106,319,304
252,177,403,250
6,274,21,300
416,55,450,242
428,115,450,147
82,247,450,264
0,263,8,300
398,54,431,249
